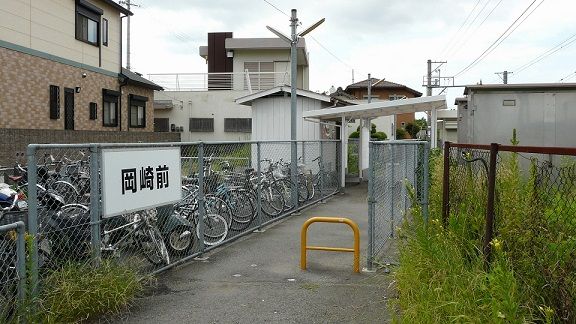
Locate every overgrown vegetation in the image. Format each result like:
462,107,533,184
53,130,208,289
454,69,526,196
14,257,145,323
393,134,576,323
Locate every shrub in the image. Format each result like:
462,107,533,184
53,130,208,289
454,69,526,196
33,261,144,323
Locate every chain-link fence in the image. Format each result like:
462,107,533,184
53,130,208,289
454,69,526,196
443,142,576,322
21,140,341,299
347,139,359,178
0,221,25,323
367,141,429,269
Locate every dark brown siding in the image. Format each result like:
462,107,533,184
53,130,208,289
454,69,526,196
207,32,233,73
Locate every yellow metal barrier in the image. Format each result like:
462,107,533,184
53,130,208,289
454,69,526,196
300,217,360,273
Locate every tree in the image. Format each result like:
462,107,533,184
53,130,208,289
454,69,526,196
415,117,427,130
396,128,407,139
405,122,421,139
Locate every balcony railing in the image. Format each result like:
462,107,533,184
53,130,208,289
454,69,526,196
147,71,291,92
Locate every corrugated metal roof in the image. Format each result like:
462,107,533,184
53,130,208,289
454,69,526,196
235,85,330,106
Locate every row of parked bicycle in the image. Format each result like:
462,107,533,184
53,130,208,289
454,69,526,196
0,153,339,271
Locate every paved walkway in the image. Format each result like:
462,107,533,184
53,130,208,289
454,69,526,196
115,183,393,324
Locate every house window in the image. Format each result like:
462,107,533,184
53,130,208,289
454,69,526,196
389,94,405,101
75,0,102,46
189,118,214,132
49,85,60,119
503,99,516,106
129,94,148,128
89,102,97,120
102,18,108,46
154,118,169,132
102,89,119,127
362,95,379,100
224,118,252,133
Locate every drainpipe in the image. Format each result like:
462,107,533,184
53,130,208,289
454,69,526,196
119,76,128,132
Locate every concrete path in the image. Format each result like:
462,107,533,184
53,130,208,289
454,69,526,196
114,183,393,324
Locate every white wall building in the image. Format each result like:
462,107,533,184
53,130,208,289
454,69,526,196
459,83,576,147
150,32,310,142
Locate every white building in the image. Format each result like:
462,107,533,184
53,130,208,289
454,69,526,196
150,32,310,142
459,83,576,146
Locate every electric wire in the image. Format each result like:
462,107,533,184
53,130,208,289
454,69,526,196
453,0,544,78
440,0,483,57
446,0,492,58
559,71,576,82
448,0,504,59
513,32,576,76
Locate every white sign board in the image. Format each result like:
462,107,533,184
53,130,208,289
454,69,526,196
101,147,181,217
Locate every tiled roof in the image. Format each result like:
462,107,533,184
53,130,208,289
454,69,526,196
121,68,163,91
345,77,422,97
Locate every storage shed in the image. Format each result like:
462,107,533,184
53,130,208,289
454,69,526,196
461,83,576,146
235,85,332,141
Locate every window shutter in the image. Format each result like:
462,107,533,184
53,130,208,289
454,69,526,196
49,85,60,119
89,102,97,120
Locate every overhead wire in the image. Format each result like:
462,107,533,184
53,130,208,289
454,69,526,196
513,32,576,76
446,0,492,58
440,0,483,57
453,0,544,78
448,0,504,59
559,71,576,82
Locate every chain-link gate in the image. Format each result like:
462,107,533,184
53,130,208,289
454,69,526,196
367,141,429,270
23,140,341,299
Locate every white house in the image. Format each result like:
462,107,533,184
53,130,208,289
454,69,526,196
150,32,310,142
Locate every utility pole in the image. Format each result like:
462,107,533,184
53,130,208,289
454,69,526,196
425,60,447,149
120,0,140,70
267,10,324,210
495,71,512,84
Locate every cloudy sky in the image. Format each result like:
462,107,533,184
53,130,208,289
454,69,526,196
124,0,576,108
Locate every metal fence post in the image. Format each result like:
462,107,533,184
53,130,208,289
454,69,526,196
483,143,499,269
367,142,376,270
16,221,26,304
90,144,102,265
291,140,298,212
422,142,430,224
390,144,396,238
26,144,39,296
402,145,408,214
319,141,324,200
256,142,263,230
197,143,205,251
441,141,451,229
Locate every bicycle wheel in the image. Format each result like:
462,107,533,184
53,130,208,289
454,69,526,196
139,226,170,266
297,174,310,202
51,180,80,204
227,189,255,231
204,195,232,226
196,213,228,246
260,185,284,217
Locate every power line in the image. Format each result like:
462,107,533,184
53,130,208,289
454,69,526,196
440,0,482,57
262,0,290,18
559,71,576,82
446,0,492,58
454,0,544,78
448,0,504,59
513,32,576,75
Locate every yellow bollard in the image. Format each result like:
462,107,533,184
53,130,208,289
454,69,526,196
300,217,360,273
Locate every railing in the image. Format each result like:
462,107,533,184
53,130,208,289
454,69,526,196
147,71,291,91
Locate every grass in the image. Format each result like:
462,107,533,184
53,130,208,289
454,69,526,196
18,260,145,323
392,142,576,323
